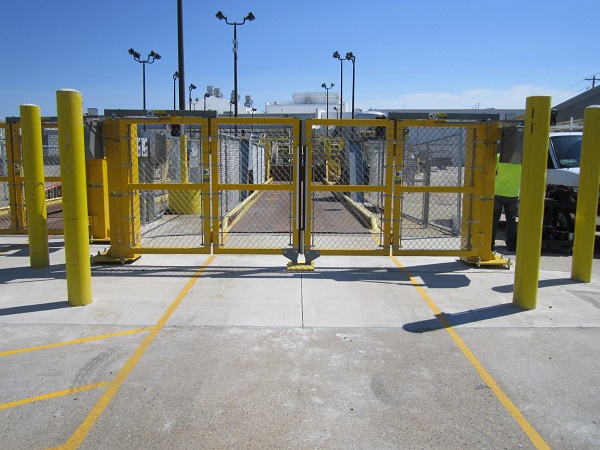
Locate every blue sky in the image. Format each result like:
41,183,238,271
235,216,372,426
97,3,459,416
1,0,598,117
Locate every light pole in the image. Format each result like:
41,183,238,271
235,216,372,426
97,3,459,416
251,107,257,131
345,52,356,119
203,93,210,110
333,51,344,119
172,71,179,109
216,10,255,118
128,48,161,110
188,83,196,110
321,82,334,119
333,106,339,119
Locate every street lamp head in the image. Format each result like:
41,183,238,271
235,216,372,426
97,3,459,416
150,51,161,60
189,84,197,90
321,83,326,88
128,48,141,59
331,83,335,87
215,11,226,20
345,52,355,61
173,71,179,79
246,12,255,21
333,51,341,60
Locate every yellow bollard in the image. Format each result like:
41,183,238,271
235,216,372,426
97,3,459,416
571,106,600,282
56,89,92,306
179,134,188,184
20,104,50,268
170,133,201,214
513,96,551,309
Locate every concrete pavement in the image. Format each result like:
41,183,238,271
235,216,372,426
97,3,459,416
1,234,599,449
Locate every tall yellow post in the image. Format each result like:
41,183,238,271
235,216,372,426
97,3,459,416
180,134,188,184
20,104,50,268
513,96,551,309
571,106,600,282
56,89,92,306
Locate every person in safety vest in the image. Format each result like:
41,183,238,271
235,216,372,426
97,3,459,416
492,153,522,252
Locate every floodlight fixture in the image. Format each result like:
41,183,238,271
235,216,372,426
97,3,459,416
128,47,161,109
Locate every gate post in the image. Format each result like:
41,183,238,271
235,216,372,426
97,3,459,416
93,119,140,264
477,122,500,261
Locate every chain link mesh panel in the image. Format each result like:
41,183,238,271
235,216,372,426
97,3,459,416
307,121,391,252
214,121,297,251
40,125,63,231
132,123,207,249
0,125,10,231
397,125,475,251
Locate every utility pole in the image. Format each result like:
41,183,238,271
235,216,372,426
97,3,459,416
585,75,597,89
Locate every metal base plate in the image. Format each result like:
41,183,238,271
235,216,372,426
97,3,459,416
461,253,512,269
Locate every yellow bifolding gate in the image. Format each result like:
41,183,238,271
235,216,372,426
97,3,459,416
97,115,300,261
97,114,498,264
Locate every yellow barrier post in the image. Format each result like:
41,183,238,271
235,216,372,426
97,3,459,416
20,105,50,268
56,89,92,306
513,96,551,309
179,134,188,184
571,106,600,282
169,132,201,214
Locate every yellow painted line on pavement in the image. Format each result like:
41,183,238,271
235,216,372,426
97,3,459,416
390,255,550,450
55,255,216,450
0,328,152,358
0,382,108,410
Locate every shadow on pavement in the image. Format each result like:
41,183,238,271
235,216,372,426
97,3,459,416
403,303,523,333
0,301,70,317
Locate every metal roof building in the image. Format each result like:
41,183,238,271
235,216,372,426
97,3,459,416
553,85,600,123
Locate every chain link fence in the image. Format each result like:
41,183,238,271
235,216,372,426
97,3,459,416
398,125,473,250
132,123,207,249
41,125,63,232
307,122,390,252
215,122,297,250
0,125,9,231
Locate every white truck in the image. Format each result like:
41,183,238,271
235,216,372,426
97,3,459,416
501,124,599,248
544,126,600,242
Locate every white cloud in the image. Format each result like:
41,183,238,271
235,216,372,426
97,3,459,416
367,85,557,110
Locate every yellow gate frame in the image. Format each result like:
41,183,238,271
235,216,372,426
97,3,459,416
211,117,301,255
305,118,395,256
95,116,212,263
391,120,500,264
